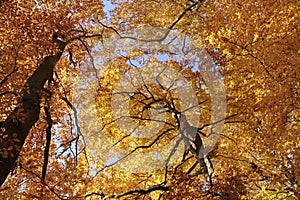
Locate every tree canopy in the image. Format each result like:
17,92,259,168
0,0,299,199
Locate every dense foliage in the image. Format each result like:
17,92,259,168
0,0,299,199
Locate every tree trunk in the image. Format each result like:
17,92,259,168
0,47,64,186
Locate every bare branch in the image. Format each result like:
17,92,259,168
77,38,101,87
41,99,53,181
0,91,18,97
100,127,175,170
19,165,67,200
103,184,169,199
97,0,203,43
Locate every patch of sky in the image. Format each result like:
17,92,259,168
105,155,119,166
133,132,138,137
102,0,114,21
155,152,161,160
156,54,168,62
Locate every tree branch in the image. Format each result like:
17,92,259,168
103,184,169,199
41,101,53,181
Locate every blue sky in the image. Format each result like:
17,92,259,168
103,0,114,19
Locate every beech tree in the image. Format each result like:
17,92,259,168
0,0,299,199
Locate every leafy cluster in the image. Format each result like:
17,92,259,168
0,0,299,199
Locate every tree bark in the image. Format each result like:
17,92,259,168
0,44,65,186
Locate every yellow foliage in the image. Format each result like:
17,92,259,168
0,0,299,199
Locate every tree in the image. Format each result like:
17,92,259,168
0,0,299,199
